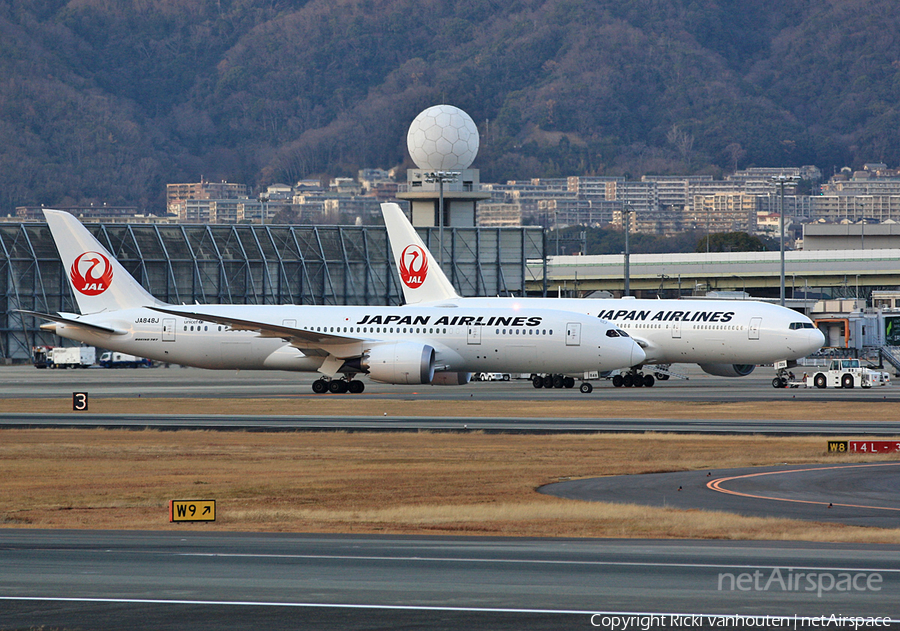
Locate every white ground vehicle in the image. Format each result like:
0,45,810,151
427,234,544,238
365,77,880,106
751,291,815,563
805,359,891,389
477,372,510,381
37,346,96,368
98,352,152,368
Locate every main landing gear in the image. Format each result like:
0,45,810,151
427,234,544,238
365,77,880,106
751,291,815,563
611,369,656,388
532,373,593,393
532,374,575,389
312,377,365,394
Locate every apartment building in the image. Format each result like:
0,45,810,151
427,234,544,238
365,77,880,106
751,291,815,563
821,176,900,196
537,198,619,227
809,195,900,223
169,198,250,223
477,203,523,227
687,193,761,234
166,180,249,206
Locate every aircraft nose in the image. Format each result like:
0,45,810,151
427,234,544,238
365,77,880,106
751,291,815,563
809,327,825,353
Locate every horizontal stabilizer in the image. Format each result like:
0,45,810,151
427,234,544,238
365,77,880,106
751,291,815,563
17,309,126,335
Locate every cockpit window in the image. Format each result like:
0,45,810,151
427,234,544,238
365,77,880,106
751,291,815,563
605,329,620,337
789,322,815,330
614,329,629,338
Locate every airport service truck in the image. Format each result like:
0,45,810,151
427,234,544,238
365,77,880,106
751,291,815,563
33,346,96,368
805,359,890,389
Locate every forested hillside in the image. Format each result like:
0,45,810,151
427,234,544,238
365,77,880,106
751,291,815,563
2,0,900,214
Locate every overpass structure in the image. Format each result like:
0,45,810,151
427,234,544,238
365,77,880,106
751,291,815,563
527,249,900,299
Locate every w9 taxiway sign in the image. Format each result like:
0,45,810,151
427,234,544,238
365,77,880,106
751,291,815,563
169,499,216,522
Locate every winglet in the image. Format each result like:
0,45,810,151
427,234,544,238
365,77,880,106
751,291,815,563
381,202,460,304
43,209,163,314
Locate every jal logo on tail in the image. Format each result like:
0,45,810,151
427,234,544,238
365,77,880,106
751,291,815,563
399,245,428,289
70,251,113,296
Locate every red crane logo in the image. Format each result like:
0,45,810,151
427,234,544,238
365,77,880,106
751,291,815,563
70,252,114,296
399,245,428,289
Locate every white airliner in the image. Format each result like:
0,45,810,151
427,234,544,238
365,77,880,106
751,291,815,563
381,202,826,388
20,209,644,394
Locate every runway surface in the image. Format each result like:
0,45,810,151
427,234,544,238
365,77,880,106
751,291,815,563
1,530,898,630
541,462,900,528
2,363,900,403
5,412,900,435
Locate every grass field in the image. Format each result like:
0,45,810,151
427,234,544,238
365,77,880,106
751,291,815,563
1,399,899,543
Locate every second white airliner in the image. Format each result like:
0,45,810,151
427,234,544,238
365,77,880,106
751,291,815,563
382,202,825,388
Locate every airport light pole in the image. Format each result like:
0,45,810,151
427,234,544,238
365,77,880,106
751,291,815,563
554,209,560,256
622,205,632,297
424,171,460,269
258,192,269,225
706,202,710,254
772,175,800,306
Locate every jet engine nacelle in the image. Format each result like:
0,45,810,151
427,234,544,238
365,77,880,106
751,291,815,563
699,363,756,378
431,371,472,386
363,342,435,384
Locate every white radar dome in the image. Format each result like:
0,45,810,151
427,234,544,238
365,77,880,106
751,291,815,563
407,104,479,171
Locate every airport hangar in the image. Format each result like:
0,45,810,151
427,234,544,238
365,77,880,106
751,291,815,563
2,218,900,362
0,220,542,361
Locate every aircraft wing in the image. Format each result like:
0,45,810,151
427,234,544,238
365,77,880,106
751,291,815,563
18,310,127,335
147,305,365,358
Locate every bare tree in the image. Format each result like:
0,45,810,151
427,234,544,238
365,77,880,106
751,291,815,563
724,142,746,173
666,124,694,168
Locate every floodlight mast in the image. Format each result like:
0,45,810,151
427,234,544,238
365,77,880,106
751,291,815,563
622,205,632,297
772,174,801,307
424,170,460,269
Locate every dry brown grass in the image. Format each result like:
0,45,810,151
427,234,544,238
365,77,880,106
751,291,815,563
2,428,898,542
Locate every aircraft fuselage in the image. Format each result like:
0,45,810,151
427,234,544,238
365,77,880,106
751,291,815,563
47,304,644,375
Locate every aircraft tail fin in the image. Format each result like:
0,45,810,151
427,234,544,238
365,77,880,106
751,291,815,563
381,202,460,304
43,209,164,314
